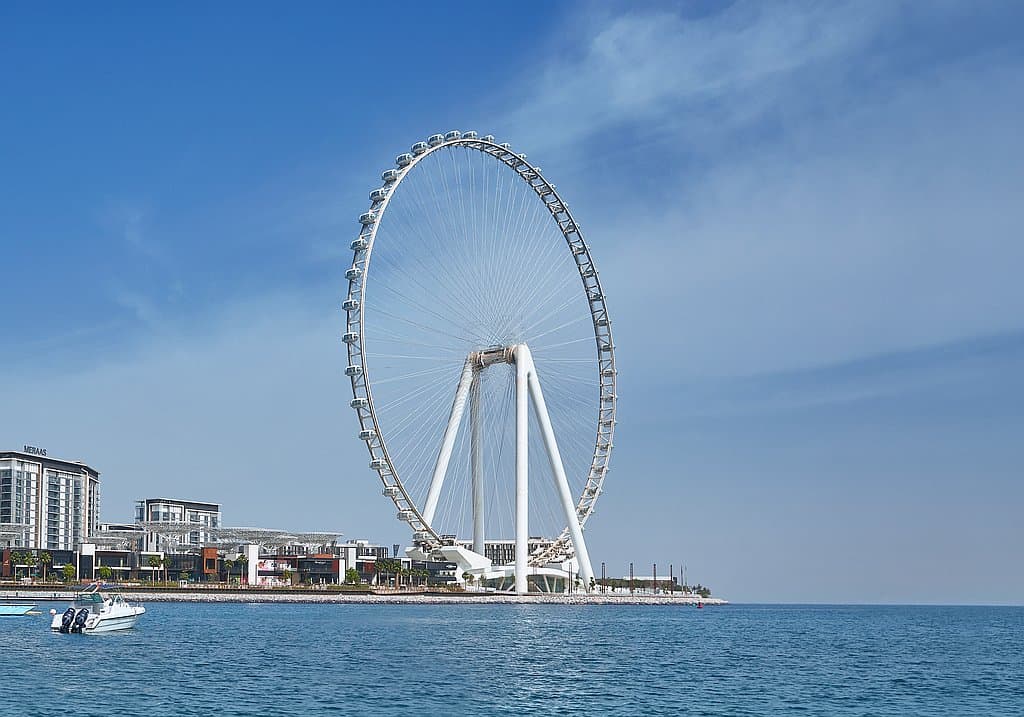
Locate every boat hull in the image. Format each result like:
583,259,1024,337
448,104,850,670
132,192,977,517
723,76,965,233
0,604,35,616
50,606,145,633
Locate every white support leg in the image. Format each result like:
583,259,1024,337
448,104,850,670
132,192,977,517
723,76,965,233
521,345,596,590
514,345,530,595
423,358,475,526
470,372,485,556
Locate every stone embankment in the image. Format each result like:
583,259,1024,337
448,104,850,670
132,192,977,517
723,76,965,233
1,588,726,606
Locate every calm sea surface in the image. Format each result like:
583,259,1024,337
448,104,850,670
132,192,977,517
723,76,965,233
3,603,1022,716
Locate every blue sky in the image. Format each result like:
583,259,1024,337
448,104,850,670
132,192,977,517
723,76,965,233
2,1,1022,603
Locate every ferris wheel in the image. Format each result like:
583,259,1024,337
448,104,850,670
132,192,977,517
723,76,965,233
342,130,616,592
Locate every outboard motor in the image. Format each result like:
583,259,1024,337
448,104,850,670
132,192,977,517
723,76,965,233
72,608,89,633
59,606,76,633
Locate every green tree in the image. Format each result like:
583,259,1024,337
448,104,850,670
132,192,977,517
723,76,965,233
344,567,360,585
62,563,76,583
9,551,24,580
281,569,293,585
97,565,113,581
147,554,162,582
223,558,234,584
40,552,53,582
236,554,249,585
24,551,37,580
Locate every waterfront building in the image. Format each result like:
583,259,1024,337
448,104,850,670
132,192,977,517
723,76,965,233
0,447,100,550
455,537,555,566
135,497,222,552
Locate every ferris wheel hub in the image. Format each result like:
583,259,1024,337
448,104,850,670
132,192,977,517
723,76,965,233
469,344,517,369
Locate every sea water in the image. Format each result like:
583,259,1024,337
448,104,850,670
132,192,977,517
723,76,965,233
3,603,1021,716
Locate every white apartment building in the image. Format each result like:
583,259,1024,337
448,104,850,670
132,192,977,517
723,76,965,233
0,447,100,550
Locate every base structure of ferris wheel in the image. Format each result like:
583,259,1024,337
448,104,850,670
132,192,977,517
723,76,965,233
404,343,594,594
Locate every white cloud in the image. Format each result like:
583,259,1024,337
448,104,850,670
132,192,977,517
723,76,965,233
486,3,1024,380
500,2,899,155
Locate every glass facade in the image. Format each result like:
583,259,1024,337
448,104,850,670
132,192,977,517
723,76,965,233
0,453,99,550
0,459,39,547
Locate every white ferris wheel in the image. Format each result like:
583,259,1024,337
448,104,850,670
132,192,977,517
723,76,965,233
342,130,616,593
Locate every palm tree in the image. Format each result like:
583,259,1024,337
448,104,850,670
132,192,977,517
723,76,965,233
24,552,37,580
223,558,234,584
9,551,23,580
40,552,53,582
235,554,249,585
146,554,162,582
162,556,172,583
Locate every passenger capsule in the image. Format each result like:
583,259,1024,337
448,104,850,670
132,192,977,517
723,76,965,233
595,317,610,327
396,153,413,167
381,169,399,183
411,141,428,155
342,298,360,311
345,364,363,377
370,458,388,470
517,153,527,160
358,429,377,441
462,130,478,139
500,142,511,150
427,133,444,147
382,485,400,497
345,267,363,280
350,397,369,409
342,332,359,344
359,211,377,225
369,188,388,202
601,368,616,377
413,531,432,542
444,130,461,141
397,510,415,521
482,134,494,142
351,238,368,251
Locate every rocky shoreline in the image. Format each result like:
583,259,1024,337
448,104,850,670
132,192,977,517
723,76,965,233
2,588,726,606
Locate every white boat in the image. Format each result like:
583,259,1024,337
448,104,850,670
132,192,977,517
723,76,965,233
50,584,145,634
0,604,36,616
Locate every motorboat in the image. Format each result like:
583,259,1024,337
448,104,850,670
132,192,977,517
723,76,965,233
50,584,145,634
0,604,36,616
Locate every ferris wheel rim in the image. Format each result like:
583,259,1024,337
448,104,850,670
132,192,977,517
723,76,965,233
343,132,617,563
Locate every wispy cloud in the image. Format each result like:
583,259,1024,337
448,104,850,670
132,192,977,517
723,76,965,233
487,2,1024,380
500,2,900,155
